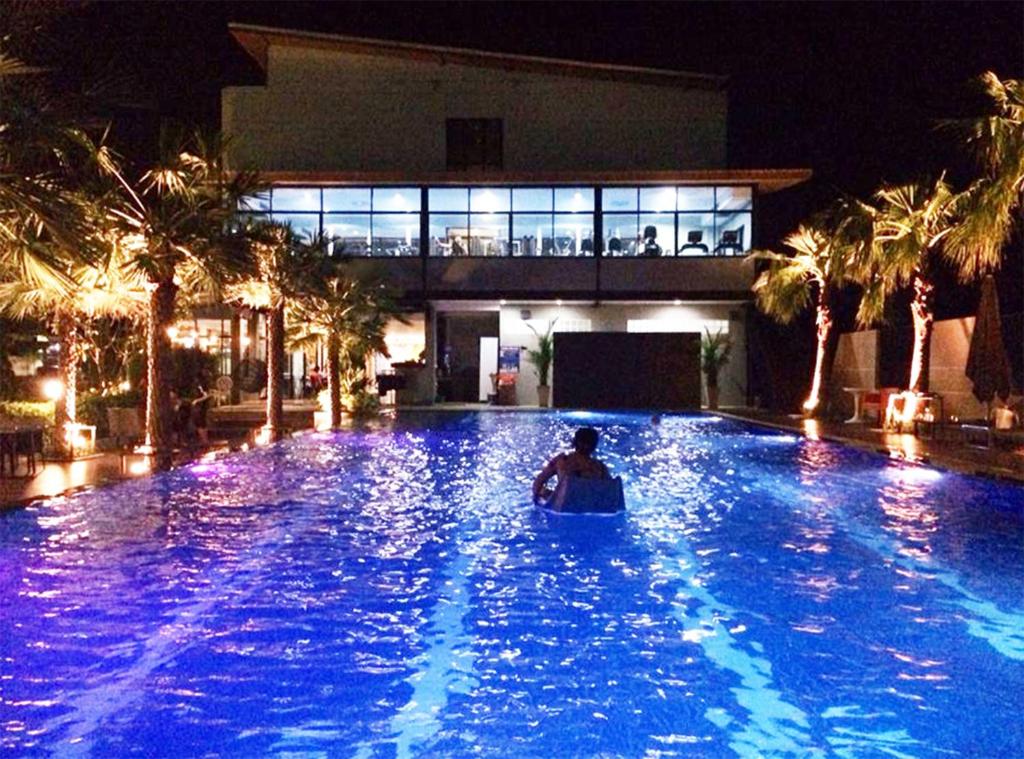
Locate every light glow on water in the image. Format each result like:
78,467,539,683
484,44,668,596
0,412,1021,757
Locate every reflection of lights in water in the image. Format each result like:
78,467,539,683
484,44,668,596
885,465,943,484
802,419,820,441
886,433,922,462
562,411,602,421
762,434,799,444
704,415,722,423
128,460,150,476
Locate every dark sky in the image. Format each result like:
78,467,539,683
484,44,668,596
65,1,1022,220
50,0,1024,315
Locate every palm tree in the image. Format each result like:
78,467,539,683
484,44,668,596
108,128,260,465
750,222,853,415
0,234,148,455
0,43,103,272
943,72,1023,280
868,176,959,393
225,222,323,442
288,263,401,429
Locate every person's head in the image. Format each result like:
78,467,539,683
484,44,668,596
572,427,599,455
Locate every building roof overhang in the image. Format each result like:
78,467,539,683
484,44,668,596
228,23,728,91
250,168,811,194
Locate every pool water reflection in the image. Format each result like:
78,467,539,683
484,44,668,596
1,412,1022,756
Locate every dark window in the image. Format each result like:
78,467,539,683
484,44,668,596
446,118,503,171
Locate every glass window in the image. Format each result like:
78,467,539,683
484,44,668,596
272,188,321,212
716,186,753,211
602,187,638,212
554,187,594,212
638,214,675,257
372,214,420,257
677,213,715,256
239,192,270,212
428,188,469,212
639,186,677,213
324,214,371,256
677,187,714,211
602,213,639,256
712,212,752,256
429,214,469,256
373,187,421,212
469,214,509,256
512,188,553,212
323,188,371,212
512,214,552,257
470,187,511,213
270,213,320,241
553,215,594,257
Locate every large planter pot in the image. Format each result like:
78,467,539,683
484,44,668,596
537,385,551,408
706,385,720,410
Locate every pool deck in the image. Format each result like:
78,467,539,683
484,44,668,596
3,404,1022,510
0,444,242,511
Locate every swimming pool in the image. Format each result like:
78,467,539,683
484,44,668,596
1,412,1022,757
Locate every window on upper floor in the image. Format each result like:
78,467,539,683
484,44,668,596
601,186,753,257
446,118,503,171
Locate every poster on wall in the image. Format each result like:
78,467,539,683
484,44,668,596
498,345,521,374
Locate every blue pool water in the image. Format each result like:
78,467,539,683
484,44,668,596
1,412,1022,757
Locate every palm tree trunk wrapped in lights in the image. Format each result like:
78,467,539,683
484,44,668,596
54,311,79,457
144,277,177,464
326,333,342,429
907,273,934,393
264,304,285,441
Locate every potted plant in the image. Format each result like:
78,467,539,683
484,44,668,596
527,320,556,407
701,328,732,410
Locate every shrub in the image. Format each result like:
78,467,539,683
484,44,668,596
78,390,143,438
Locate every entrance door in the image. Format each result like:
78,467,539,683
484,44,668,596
479,337,499,401
437,312,500,402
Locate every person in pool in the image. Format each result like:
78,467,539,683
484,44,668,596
533,427,610,503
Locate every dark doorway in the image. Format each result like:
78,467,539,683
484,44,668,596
553,332,701,409
437,312,500,402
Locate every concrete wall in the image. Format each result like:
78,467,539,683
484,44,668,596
930,317,987,421
496,302,746,407
827,329,878,418
829,319,989,421
224,46,727,172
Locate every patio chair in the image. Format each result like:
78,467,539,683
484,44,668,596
862,387,899,426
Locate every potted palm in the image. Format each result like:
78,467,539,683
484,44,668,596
527,320,556,407
701,328,732,410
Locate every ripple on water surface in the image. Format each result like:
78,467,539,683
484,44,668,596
1,412,1022,757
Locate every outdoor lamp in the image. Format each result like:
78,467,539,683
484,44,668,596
42,378,64,401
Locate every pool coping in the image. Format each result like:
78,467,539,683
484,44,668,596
716,410,1024,487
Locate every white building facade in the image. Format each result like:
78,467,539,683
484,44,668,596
222,24,809,408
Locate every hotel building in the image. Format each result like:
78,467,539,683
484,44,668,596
217,24,809,408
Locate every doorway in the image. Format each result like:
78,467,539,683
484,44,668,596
436,312,500,403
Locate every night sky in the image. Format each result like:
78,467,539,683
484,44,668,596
45,1,1024,337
